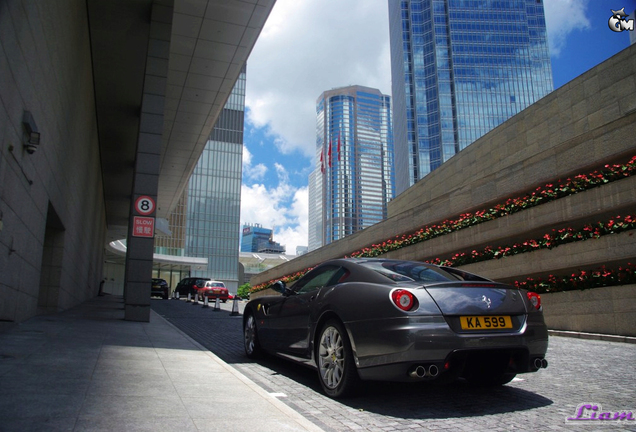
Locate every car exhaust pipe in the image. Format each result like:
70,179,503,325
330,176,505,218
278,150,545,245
410,365,427,378
409,365,427,378
428,364,439,377
534,357,548,370
409,364,441,379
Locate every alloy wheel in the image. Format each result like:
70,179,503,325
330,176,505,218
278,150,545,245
318,325,345,389
244,314,257,356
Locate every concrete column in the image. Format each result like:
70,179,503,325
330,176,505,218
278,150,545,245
124,2,172,322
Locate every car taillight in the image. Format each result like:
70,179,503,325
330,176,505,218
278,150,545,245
391,289,415,311
527,291,541,310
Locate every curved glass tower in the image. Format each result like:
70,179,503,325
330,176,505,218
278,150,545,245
389,0,554,195
309,86,394,251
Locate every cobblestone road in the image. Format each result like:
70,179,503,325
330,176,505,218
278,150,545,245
151,298,636,431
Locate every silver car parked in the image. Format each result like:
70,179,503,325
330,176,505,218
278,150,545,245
243,258,548,398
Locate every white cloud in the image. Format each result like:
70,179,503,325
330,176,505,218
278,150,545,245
272,187,309,256
242,145,268,182
242,145,252,166
245,0,391,158
240,166,308,255
544,0,591,57
247,164,267,182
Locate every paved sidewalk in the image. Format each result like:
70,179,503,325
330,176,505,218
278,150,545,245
0,295,324,432
547,329,636,344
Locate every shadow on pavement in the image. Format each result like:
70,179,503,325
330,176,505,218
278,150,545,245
249,353,553,419
151,299,553,420
341,379,553,419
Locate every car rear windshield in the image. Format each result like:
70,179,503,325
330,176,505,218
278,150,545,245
205,282,225,287
359,261,462,283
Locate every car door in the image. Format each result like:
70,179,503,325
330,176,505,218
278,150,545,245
266,266,343,358
175,279,188,296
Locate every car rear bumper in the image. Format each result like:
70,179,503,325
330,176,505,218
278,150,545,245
200,291,228,300
346,314,548,382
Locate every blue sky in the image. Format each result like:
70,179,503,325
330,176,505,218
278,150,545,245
240,0,635,255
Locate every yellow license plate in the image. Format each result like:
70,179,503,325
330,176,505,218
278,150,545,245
460,316,512,330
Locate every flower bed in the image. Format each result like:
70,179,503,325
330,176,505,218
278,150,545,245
426,215,636,268
251,155,636,294
348,156,636,259
515,263,636,294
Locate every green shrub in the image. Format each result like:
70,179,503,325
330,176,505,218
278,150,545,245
237,283,251,299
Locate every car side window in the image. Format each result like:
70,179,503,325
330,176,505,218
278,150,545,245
295,266,342,294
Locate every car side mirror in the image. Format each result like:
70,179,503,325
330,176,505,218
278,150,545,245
271,280,289,296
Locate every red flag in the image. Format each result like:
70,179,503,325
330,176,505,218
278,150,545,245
337,133,341,161
327,140,332,167
320,151,324,173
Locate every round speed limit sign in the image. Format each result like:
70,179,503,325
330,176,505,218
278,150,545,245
135,196,155,215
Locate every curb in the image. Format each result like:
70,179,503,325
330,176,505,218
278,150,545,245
548,329,636,344
149,310,326,432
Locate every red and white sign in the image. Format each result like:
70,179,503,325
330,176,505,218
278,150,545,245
135,196,155,215
132,216,155,238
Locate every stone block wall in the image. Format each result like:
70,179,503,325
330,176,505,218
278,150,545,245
541,285,636,337
0,0,106,328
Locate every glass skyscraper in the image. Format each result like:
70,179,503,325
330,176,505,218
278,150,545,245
308,85,394,251
155,66,246,292
389,0,554,195
240,223,286,254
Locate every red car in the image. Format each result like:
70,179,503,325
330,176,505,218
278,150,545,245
197,281,229,303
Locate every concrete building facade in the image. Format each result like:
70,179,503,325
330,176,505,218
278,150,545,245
0,0,274,327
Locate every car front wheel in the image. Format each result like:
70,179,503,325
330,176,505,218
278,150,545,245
316,319,359,398
244,313,262,358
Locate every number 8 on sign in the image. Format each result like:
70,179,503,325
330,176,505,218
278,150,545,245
135,196,155,215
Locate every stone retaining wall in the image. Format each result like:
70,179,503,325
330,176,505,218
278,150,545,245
541,285,636,337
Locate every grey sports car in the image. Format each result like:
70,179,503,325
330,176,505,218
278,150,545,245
243,258,548,398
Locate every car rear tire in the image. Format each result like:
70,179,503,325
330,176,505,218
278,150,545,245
244,312,262,359
316,319,359,398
